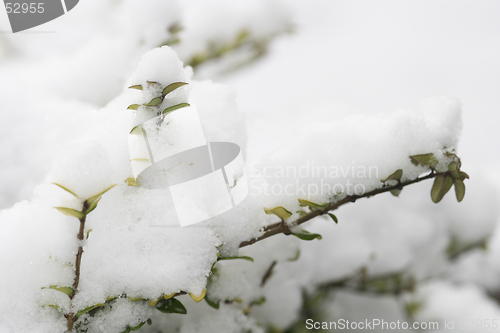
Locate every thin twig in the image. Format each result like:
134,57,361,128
67,201,90,332
239,170,443,248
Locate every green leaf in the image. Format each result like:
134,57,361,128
146,81,159,85
287,250,300,262
292,230,322,241
130,125,143,135
86,229,93,239
218,256,254,262
75,303,105,318
448,161,459,176
381,169,403,183
87,184,116,206
127,104,140,110
189,290,207,303
125,177,137,186
162,82,188,97
161,102,190,115
250,296,266,306
410,153,438,168
155,298,187,314
390,189,402,197
143,97,163,106
128,85,143,90
43,304,63,312
298,199,328,210
43,285,74,296
459,171,470,180
54,207,84,219
52,183,79,198
327,213,338,223
130,321,147,331
87,197,100,214
205,296,220,310
296,210,308,217
454,178,466,202
264,206,292,220
431,175,454,203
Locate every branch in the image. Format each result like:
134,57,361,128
66,200,90,332
239,170,444,248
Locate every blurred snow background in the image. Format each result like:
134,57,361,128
1,0,500,332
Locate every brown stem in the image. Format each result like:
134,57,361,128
239,170,445,248
67,201,89,332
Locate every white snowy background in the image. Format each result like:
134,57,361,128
1,1,500,332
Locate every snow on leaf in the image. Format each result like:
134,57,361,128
189,289,207,303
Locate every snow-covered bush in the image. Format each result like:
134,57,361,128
0,43,472,332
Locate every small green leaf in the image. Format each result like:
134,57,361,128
147,319,152,325
327,213,338,223
459,171,470,180
298,199,328,210
127,104,140,110
86,229,93,239
87,197,100,214
130,321,147,331
189,290,207,303
264,206,292,220
431,175,454,203
454,178,466,202
161,102,190,115
149,296,162,307
156,298,187,314
287,250,300,262
218,256,254,262
128,85,143,90
390,189,402,197
43,285,74,296
54,207,84,219
52,183,79,198
75,303,105,318
130,125,143,135
250,296,266,306
87,184,116,206
292,230,322,241
143,97,163,106
146,81,159,85
205,296,220,310
125,177,136,186
162,82,188,97
381,169,403,183
410,153,438,168
448,162,461,178
43,304,63,312
296,210,308,217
